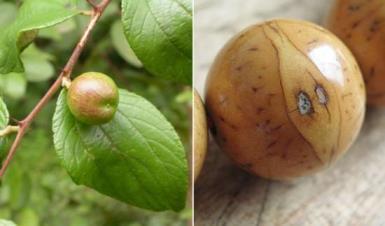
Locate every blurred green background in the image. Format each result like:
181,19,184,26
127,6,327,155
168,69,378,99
0,0,192,225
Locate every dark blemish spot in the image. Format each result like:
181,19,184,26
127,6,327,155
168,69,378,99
297,91,314,115
218,115,238,130
248,47,259,51
315,84,328,105
307,166,313,169
345,110,349,114
348,4,361,11
265,119,271,125
352,21,360,28
281,153,288,159
252,87,260,93
297,29,302,33
267,140,277,149
256,107,265,114
370,19,381,33
236,66,243,71
230,124,238,130
258,75,263,79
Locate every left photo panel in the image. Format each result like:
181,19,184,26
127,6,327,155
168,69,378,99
0,0,192,225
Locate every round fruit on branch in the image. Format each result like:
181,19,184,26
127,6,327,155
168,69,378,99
66,72,119,125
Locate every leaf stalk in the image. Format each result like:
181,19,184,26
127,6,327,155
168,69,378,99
0,126,20,137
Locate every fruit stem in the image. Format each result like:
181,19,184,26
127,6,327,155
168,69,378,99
0,0,112,178
62,77,72,89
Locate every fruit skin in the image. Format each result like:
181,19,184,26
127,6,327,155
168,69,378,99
67,72,119,125
327,0,385,106
193,90,208,181
205,19,366,180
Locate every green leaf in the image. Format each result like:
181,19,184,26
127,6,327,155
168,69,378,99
0,73,27,100
0,0,81,74
121,0,192,84
0,97,8,130
52,89,188,211
0,2,17,28
0,97,9,155
110,20,143,68
23,57,55,82
15,208,39,226
4,164,31,210
0,220,17,226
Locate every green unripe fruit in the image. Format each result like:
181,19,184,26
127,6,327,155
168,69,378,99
67,72,119,125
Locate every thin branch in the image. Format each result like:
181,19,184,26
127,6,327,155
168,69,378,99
0,126,19,137
0,0,112,178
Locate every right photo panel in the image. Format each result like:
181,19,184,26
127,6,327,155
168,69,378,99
194,0,385,225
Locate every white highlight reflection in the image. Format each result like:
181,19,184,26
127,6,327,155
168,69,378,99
308,44,345,86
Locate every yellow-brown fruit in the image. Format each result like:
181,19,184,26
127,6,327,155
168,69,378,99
205,19,366,180
327,0,385,106
193,90,208,181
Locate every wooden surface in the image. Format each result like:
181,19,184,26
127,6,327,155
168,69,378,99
195,108,385,226
194,0,385,225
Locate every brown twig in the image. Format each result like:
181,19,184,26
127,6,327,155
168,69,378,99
0,0,111,178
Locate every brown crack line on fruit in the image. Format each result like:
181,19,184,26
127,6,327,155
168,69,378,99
276,23,343,164
261,25,323,164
